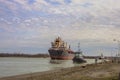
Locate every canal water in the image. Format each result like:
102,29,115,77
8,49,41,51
0,57,100,78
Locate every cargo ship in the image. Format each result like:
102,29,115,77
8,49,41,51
48,37,74,60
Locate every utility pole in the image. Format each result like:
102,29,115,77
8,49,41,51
117,41,120,57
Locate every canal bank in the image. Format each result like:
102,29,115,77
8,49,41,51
0,62,120,80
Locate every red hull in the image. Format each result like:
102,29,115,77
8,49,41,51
50,55,74,60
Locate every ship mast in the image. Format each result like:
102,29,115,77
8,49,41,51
78,42,83,56
78,43,81,52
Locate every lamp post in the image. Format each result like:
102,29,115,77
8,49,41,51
113,39,120,63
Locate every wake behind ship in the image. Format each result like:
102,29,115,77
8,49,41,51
48,37,74,60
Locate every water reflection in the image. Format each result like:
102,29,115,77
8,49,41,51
49,59,101,69
49,59,75,69
49,59,87,70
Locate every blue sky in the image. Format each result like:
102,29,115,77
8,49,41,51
0,0,120,56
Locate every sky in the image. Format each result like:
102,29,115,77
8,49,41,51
0,0,120,56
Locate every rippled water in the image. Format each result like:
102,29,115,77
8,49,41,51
0,57,99,78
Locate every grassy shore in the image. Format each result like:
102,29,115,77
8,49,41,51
0,62,120,80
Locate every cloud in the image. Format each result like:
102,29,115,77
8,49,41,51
0,0,18,10
1,0,120,17
0,0,120,54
